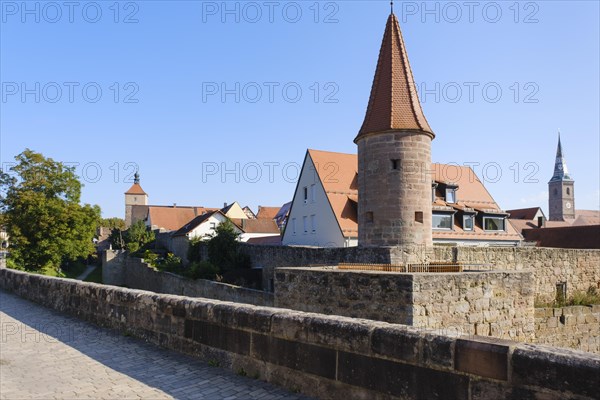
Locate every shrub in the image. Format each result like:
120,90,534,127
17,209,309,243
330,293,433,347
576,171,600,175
186,261,219,280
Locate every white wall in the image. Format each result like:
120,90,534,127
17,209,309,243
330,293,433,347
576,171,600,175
187,213,241,240
282,153,346,247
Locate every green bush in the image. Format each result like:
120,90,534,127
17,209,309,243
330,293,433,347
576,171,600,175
186,261,219,280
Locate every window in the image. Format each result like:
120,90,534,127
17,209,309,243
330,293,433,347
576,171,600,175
310,215,316,233
209,222,216,230
432,213,453,230
303,187,308,203
310,184,316,203
391,159,400,170
483,216,505,231
566,188,570,195
446,188,456,203
554,188,558,195
415,211,424,224
303,216,308,233
463,215,474,231
291,218,296,235
366,211,374,223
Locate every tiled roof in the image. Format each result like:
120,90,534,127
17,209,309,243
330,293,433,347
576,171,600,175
246,236,283,246
355,12,433,142
172,211,220,237
125,183,147,195
522,225,600,249
147,206,218,231
256,206,280,220
307,149,521,242
230,218,280,234
507,207,543,220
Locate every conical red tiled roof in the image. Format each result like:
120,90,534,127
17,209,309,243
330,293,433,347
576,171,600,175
355,13,434,142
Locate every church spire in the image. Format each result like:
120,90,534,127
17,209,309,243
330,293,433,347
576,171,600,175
550,131,572,181
355,9,434,143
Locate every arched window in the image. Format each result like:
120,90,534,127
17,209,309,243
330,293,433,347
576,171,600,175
566,188,570,195
554,188,558,196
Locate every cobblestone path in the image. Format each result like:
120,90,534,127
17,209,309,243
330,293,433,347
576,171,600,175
0,290,312,400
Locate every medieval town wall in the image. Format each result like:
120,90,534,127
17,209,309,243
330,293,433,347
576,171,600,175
1,267,598,400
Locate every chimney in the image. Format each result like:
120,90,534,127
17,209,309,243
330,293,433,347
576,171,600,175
537,216,545,228
224,202,228,208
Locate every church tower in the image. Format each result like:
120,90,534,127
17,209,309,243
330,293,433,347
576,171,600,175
548,133,575,221
125,171,148,227
355,8,435,253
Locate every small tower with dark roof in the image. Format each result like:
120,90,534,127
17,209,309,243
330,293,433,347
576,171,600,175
125,171,148,227
548,133,575,221
355,9,434,255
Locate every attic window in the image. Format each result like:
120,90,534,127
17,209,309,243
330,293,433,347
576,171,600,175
366,211,374,223
391,159,400,170
446,188,456,203
303,187,308,203
483,216,506,231
432,213,453,230
463,215,474,231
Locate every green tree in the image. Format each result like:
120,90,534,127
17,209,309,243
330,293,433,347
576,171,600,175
100,217,126,230
207,220,250,272
0,149,101,272
123,220,154,253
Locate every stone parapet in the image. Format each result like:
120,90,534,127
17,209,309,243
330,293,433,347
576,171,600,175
1,267,598,400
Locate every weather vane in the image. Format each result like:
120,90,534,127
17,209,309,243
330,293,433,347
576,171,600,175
391,1,394,13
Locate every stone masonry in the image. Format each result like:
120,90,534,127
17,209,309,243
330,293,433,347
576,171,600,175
533,305,600,354
1,267,599,400
275,267,535,342
357,133,432,255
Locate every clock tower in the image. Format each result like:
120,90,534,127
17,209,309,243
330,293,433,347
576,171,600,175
548,133,575,221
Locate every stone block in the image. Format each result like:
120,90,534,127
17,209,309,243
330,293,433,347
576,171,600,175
251,333,336,379
188,320,250,356
337,352,468,399
455,339,510,380
512,345,600,398
371,326,420,364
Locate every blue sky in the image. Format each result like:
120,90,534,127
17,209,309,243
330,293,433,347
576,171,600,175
1,0,599,218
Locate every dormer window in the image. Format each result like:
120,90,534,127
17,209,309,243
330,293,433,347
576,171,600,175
432,212,454,230
445,188,456,203
432,182,438,202
463,215,474,231
483,216,506,232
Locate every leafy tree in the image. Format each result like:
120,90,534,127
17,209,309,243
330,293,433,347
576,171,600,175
207,220,251,272
123,220,154,253
100,217,125,230
0,149,101,272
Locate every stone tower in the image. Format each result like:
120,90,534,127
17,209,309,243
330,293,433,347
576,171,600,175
548,133,575,221
124,171,148,227
355,10,435,253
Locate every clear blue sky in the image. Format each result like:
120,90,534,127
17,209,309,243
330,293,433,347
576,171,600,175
1,0,599,219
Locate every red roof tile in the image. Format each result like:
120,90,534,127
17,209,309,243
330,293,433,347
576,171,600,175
125,183,147,195
355,13,433,142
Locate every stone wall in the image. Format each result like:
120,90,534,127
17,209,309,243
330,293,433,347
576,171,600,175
1,267,598,400
432,247,600,303
275,267,535,342
533,305,600,354
102,250,273,307
240,244,600,302
238,244,413,291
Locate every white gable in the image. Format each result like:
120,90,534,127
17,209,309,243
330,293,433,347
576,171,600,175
282,152,348,247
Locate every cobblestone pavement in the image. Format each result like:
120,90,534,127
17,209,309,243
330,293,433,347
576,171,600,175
0,290,312,400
